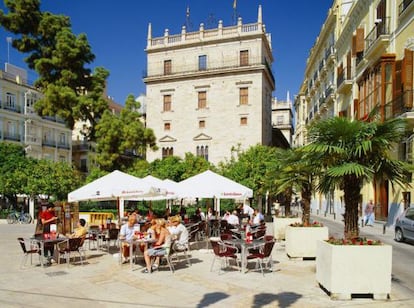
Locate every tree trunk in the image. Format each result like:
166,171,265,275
343,176,362,239
284,188,292,216
302,186,312,225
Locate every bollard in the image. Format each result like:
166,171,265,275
361,218,364,227
383,224,386,234
333,213,336,220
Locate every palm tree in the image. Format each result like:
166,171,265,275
275,148,318,225
305,116,410,239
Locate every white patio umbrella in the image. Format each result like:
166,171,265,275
177,170,253,214
67,170,165,220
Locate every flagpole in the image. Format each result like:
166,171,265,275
232,0,237,25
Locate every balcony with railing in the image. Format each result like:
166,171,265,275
325,45,335,64
337,66,352,93
147,18,270,50
365,17,391,58
3,131,21,142
145,56,274,84
57,142,70,150
42,139,56,148
0,100,22,113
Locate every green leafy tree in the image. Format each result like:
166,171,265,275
219,144,280,211
26,159,82,201
180,153,213,180
0,0,109,138
95,95,157,171
0,143,30,206
306,116,411,239
147,156,185,182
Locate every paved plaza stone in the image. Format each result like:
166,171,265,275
0,222,413,307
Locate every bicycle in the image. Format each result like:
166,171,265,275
7,210,32,224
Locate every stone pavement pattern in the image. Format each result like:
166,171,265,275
1,223,413,307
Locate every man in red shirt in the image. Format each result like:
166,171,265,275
40,203,57,264
41,203,57,233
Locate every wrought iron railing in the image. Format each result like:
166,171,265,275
365,17,390,52
337,66,352,88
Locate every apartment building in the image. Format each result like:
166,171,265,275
296,0,414,220
144,6,275,165
0,63,71,162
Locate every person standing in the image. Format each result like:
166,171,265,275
364,200,375,226
40,203,58,264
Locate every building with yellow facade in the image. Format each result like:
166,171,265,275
295,0,414,221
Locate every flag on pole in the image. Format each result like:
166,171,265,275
233,0,237,9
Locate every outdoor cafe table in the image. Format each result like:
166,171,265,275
224,238,263,273
31,234,67,267
120,237,156,270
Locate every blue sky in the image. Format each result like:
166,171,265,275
0,0,333,104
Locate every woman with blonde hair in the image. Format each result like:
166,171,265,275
143,218,170,273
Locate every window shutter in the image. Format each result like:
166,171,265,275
403,49,413,109
353,99,359,119
395,60,403,98
356,28,365,53
346,52,352,79
403,49,413,91
352,35,356,56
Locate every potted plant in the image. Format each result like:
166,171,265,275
306,115,410,298
316,238,391,299
285,221,328,258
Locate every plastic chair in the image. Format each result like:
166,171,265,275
18,237,40,268
246,239,275,276
210,237,239,273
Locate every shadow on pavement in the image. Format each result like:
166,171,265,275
253,291,302,308
196,291,229,307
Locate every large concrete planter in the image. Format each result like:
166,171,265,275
316,240,392,300
273,217,301,240
285,226,329,258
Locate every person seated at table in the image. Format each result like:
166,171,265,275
252,208,265,226
67,219,88,239
168,215,189,250
134,209,143,222
119,215,138,263
207,207,215,220
227,210,240,227
143,218,170,273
